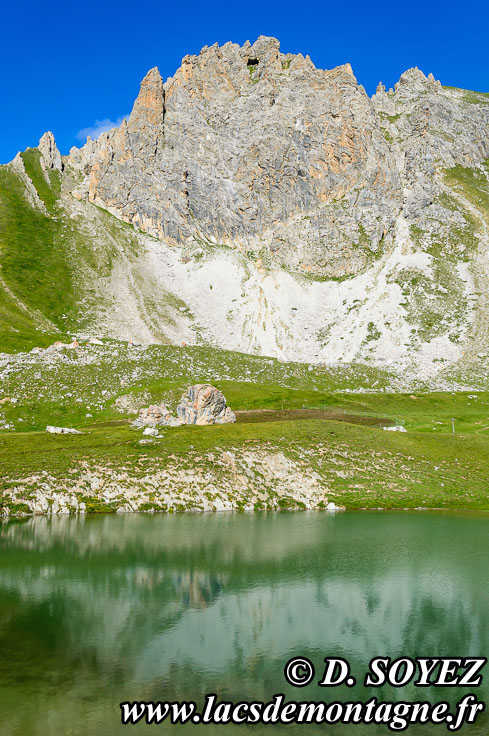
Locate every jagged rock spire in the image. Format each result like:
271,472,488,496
38,131,62,171
127,67,164,158
128,67,164,131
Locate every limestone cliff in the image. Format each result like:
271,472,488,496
67,37,489,280
2,36,489,379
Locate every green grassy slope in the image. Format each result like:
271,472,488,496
445,161,489,223
1,338,486,433
0,150,142,353
0,150,183,354
0,340,395,431
0,154,73,350
1,412,488,512
0,341,488,512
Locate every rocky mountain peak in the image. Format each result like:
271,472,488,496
68,37,403,274
49,38,489,372
394,66,441,98
38,131,62,172
128,66,164,130
248,34,281,66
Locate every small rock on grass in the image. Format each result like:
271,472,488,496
46,425,82,435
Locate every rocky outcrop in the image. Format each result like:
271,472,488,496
133,385,236,428
126,66,165,158
39,131,63,173
371,66,489,201
132,402,182,428
176,384,236,425
0,447,333,515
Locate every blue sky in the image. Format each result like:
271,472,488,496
1,0,488,163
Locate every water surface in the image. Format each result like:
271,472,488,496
0,511,488,734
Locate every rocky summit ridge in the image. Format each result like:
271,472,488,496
2,36,489,381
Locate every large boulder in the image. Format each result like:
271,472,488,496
132,385,236,428
176,384,236,425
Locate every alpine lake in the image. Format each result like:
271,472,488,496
0,510,487,735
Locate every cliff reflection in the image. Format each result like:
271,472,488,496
0,511,488,735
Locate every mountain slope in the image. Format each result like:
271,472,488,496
1,37,489,383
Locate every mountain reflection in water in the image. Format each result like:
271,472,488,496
0,511,488,735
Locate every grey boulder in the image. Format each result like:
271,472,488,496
176,384,236,425
133,385,236,428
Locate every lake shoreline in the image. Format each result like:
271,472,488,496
4,504,489,519
2,417,489,516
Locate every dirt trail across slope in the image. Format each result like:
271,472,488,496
97,409,392,429
235,408,392,427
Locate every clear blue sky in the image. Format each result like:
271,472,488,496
1,0,488,163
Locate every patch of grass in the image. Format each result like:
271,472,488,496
356,223,371,250
277,496,306,509
443,85,489,104
0,500,30,515
463,91,489,105
297,270,354,284
393,264,466,342
366,322,381,342
21,148,60,212
0,275,60,352
445,162,489,225
248,66,259,84
409,224,425,243
79,496,118,513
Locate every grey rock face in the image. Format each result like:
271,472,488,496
68,36,406,278
176,384,236,425
371,66,489,185
66,37,489,281
39,131,63,172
